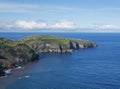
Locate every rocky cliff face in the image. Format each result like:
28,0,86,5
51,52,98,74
69,40,97,49
0,35,97,77
31,40,97,53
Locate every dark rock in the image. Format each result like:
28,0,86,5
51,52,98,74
0,69,5,77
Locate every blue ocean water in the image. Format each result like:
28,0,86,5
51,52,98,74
1,32,120,89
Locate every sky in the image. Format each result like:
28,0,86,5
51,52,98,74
0,0,120,32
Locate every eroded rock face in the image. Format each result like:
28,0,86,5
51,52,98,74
69,40,77,49
33,40,97,54
69,40,97,49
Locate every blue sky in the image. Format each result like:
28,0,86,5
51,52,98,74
0,0,120,32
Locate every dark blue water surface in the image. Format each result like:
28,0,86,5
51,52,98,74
1,32,120,89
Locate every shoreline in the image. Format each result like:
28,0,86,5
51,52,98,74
0,61,38,89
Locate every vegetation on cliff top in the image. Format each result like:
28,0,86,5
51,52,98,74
18,35,94,48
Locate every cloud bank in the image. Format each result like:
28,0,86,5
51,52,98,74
0,20,78,29
0,19,120,32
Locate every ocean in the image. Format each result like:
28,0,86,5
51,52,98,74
0,32,120,89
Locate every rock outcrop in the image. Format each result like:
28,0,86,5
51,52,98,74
0,35,97,77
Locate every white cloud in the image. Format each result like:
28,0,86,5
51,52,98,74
51,20,78,29
0,20,78,30
95,24,119,29
0,19,120,32
15,20,48,29
77,24,119,29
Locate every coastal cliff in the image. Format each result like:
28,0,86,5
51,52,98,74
19,35,97,53
0,35,97,77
